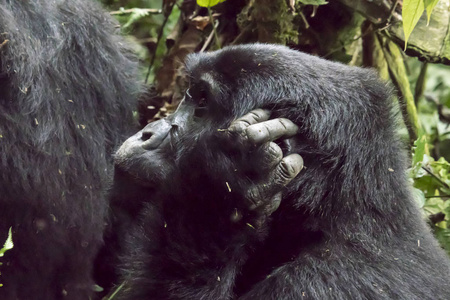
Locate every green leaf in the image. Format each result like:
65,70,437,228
92,284,104,293
122,8,153,30
412,187,426,208
434,227,450,256
298,0,328,4
0,228,13,257
412,130,427,166
424,0,440,25
196,0,226,8
402,0,425,49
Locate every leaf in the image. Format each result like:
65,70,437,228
412,130,427,166
196,0,226,8
298,0,328,4
122,9,152,30
412,187,426,208
402,0,425,49
423,0,440,25
433,227,450,256
0,228,13,257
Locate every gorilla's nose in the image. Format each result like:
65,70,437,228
141,119,172,150
141,130,153,141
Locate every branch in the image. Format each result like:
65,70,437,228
110,8,162,15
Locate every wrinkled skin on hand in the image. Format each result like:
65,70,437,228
225,109,303,217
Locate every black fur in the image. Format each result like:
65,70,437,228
0,0,138,299
114,44,450,299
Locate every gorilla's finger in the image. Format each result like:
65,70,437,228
255,142,283,171
228,109,270,133
271,154,303,187
246,118,299,145
246,188,282,214
245,154,303,212
266,192,282,215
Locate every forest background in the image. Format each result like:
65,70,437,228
99,0,450,255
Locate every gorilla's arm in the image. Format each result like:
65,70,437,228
116,110,302,300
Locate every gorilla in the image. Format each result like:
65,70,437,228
111,44,450,299
0,0,137,299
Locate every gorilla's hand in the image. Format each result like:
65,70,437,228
226,109,303,217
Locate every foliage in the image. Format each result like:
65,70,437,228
105,0,180,81
0,228,13,288
410,61,450,254
402,0,441,47
0,228,13,258
120,8,156,30
424,0,441,24
297,0,328,4
410,153,450,253
196,0,226,8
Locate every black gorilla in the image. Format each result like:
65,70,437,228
0,1,137,299
112,44,450,299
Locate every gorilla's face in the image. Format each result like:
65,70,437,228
115,44,306,188
114,99,195,187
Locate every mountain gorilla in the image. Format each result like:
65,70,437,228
0,1,137,299
111,44,450,299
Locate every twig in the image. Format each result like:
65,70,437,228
377,35,419,142
231,23,253,45
414,63,428,105
207,7,221,49
422,166,450,189
104,281,125,300
0,39,9,49
324,27,377,58
384,0,399,25
200,19,219,52
110,8,161,15
145,1,177,84
299,11,309,29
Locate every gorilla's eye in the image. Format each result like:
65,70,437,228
194,89,208,108
187,87,209,119
187,87,208,108
198,97,207,108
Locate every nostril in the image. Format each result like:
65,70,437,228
141,131,153,141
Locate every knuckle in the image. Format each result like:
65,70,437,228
246,187,265,210
279,118,298,135
250,109,269,121
229,121,247,133
279,160,298,179
246,124,269,143
266,142,283,160
249,111,262,121
247,188,260,202
278,118,290,130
